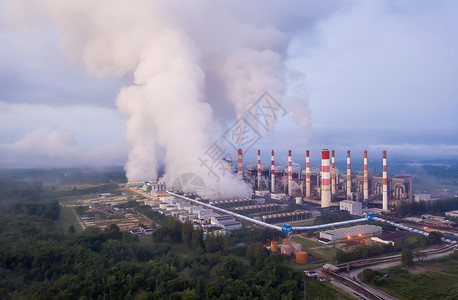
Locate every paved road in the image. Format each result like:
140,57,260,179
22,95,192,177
328,245,456,300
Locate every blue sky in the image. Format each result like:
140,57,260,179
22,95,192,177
1,0,457,169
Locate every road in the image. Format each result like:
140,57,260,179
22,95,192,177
72,208,86,230
311,244,456,300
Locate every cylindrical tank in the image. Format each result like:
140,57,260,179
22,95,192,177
271,241,279,252
296,251,308,264
282,239,290,245
281,244,292,256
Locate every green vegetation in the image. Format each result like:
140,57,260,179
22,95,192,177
362,251,458,300
0,207,306,299
393,198,458,218
304,278,358,300
0,169,359,299
313,211,353,225
401,247,414,266
282,219,315,227
58,206,82,232
291,236,337,262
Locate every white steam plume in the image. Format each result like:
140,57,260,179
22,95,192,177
7,0,313,198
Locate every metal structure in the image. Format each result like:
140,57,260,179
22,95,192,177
305,150,311,197
237,148,243,180
271,150,275,193
331,150,336,195
163,192,455,244
364,150,368,200
321,149,331,208
288,150,292,196
347,150,351,199
383,150,388,210
257,150,261,189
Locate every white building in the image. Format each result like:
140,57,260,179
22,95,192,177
445,210,458,218
339,200,363,215
196,208,214,219
414,194,432,202
320,225,382,242
211,215,242,231
271,193,287,201
255,190,270,197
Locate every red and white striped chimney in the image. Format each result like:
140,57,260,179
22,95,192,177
321,149,331,208
271,150,275,193
237,149,243,180
288,150,292,196
257,150,261,189
364,150,368,200
305,150,311,197
347,150,351,200
383,150,388,210
331,150,336,195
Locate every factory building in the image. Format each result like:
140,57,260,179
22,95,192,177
209,198,264,208
339,200,363,215
233,203,288,214
211,215,243,231
237,149,413,210
319,225,382,242
261,210,321,224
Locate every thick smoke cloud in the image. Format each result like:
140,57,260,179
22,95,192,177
3,0,320,198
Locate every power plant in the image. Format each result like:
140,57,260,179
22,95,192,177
244,148,413,210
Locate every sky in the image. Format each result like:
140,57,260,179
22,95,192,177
1,0,457,178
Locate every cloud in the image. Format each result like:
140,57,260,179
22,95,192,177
0,127,128,168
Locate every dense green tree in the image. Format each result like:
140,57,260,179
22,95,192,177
191,227,204,249
414,249,427,262
401,247,413,266
182,222,194,248
428,231,443,244
246,242,269,267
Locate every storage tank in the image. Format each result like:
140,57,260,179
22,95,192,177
281,244,292,256
290,241,302,252
296,251,308,264
271,241,279,252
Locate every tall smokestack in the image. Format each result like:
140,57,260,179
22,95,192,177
237,149,243,180
364,150,368,200
321,149,331,208
347,150,351,200
257,150,261,189
288,150,292,196
331,150,336,195
383,150,388,210
305,150,310,198
271,150,275,193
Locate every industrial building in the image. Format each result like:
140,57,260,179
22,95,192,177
243,148,413,210
211,215,243,231
261,210,320,224
233,203,288,214
208,198,264,208
339,200,363,215
319,225,382,242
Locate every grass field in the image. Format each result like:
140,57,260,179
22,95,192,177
305,278,359,300
367,252,458,300
275,219,315,227
58,206,82,232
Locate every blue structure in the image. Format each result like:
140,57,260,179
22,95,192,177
282,224,292,234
